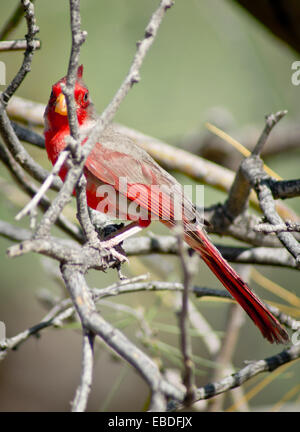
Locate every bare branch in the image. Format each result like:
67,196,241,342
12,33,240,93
11,121,45,148
124,234,299,269
75,175,99,244
214,110,300,267
197,343,300,400
224,111,287,222
0,39,40,51
0,300,74,361
63,0,87,141
270,178,300,200
176,226,196,404
0,140,82,241
2,273,298,364
0,2,55,196
71,330,95,412
0,0,39,106
18,0,86,228
252,111,287,156
61,264,184,408
1,218,298,269
242,157,300,267
7,96,45,126
0,1,36,41
168,343,300,411
206,206,288,247
95,0,174,126
0,114,62,189
115,123,296,223
255,221,300,234
183,111,300,172
15,150,69,221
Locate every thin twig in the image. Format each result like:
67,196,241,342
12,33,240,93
0,0,39,106
75,174,99,244
63,0,87,142
124,234,299,269
224,111,287,222
168,343,300,411
242,157,300,267
252,111,288,156
0,1,36,40
0,301,74,361
0,39,40,51
0,140,82,240
15,150,69,221
0,117,62,189
255,222,300,234
11,121,45,148
93,280,232,302
183,110,300,171
0,3,61,193
71,330,95,412
15,0,86,223
269,178,300,200
176,225,196,405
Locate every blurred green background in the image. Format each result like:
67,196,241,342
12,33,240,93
0,0,299,411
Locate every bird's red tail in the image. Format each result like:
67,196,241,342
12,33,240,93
186,229,289,344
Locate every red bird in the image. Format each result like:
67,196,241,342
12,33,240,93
44,65,288,344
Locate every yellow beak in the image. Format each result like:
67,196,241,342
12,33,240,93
55,93,68,116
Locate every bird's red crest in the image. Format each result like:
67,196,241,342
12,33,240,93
77,64,83,79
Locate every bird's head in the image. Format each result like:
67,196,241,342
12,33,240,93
44,65,94,133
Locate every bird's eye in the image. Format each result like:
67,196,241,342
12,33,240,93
50,90,54,99
83,91,89,102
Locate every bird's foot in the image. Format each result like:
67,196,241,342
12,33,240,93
89,220,143,265
99,239,129,263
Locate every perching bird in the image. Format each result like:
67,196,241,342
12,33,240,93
44,65,289,344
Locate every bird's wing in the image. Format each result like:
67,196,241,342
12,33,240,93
85,125,200,226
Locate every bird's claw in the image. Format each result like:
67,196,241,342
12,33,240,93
99,238,128,264
108,247,128,264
